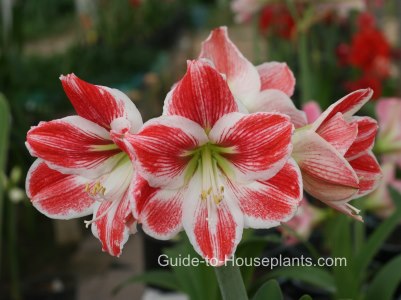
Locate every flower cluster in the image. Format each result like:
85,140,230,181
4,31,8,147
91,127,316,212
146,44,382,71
26,27,381,265
339,12,393,99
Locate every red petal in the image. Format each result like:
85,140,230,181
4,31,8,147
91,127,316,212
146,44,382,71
128,116,208,189
26,159,94,218
345,117,378,159
92,189,135,257
60,74,142,131
293,130,359,201
313,88,373,131
316,112,358,156
209,112,293,182
348,152,382,198
257,62,296,96
247,89,307,128
26,116,122,178
199,27,261,104
139,187,183,240
182,172,243,265
227,159,302,228
164,60,238,130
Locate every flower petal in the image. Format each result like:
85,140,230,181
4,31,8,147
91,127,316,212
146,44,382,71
226,159,302,228
293,130,359,201
182,171,243,265
163,60,238,130
91,189,136,257
257,62,296,96
316,112,358,156
199,27,261,104
324,202,364,222
26,116,124,178
60,74,143,132
348,152,382,198
139,187,184,240
345,116,378,159
246,89,307,128
209,112,293,182
26,159,94,219
312,88,373,131
127,116,208,189
376,98,401,135
302,101,322,124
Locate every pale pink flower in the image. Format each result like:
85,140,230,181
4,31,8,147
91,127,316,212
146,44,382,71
376,98,401,169
293,89,382,221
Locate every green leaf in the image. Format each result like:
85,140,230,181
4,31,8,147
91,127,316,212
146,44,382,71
299,296,313,300
365,254,401,300
252,280,283,300
251,266,335,294
236,234,281,288
0,93,10,281
328,215,357,299
164,236,219,300
112,270,181,295
354,187,401,283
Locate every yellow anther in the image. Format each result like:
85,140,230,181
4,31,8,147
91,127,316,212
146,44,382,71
84,182,107,198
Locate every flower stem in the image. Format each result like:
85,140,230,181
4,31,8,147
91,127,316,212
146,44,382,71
214,264,248,300
298,32,312,104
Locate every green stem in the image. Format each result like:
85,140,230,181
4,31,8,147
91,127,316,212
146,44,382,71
298,32,312,104
353,219,364,255
8,201,21,300
215,264,248,300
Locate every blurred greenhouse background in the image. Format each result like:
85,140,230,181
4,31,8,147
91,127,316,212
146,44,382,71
1,0,401,299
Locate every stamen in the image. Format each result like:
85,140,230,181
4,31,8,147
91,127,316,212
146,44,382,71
345,203,361,215
83,199,118,228
199,146,225,206
84,181,107,202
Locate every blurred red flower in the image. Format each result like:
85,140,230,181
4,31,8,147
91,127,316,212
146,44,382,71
259,4,295,39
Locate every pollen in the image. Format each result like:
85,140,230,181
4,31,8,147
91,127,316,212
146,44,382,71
84,182,106,198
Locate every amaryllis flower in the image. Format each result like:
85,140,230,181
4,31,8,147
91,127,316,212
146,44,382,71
258,4,295,39
292,88,382,221
348,16,391,77
120,60,303,265
26,74,142,256
375,98,401,168
199,26,307,128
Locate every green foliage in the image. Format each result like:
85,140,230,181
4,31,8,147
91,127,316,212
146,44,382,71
251,266,335,295
0,93,11,273
114,235,220,300
365,254,401,300
252,280,283,300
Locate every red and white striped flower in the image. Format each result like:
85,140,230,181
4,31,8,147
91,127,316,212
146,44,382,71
119,60,303,265
292,89,382,221
199,26,307,128
26,74,142,256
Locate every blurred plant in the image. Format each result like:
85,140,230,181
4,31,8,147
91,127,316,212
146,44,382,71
280,198,326,245
340,12,393,99
375,98,401,167
0,93,10,286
